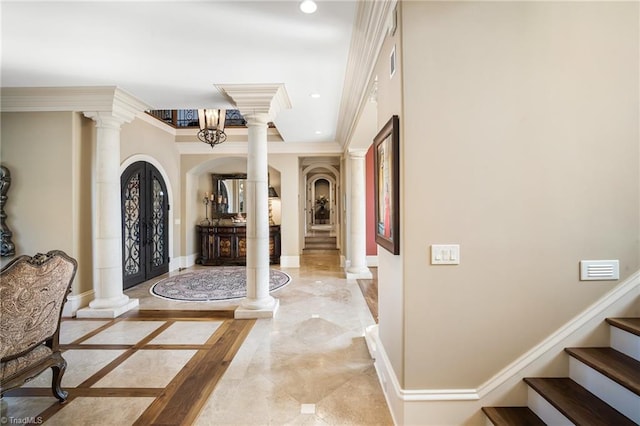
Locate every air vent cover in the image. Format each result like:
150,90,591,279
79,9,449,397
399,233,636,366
580,260,620,281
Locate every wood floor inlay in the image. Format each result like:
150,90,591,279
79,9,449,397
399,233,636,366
7,310,254,425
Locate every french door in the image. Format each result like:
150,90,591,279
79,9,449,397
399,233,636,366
121,161,169,289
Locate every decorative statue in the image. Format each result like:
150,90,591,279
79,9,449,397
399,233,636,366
1,165,15,257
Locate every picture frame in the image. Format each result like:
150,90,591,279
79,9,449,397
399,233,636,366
373,115,400,255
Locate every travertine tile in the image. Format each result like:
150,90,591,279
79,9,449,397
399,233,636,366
81,321,166,345
148,320,222,345
23,349,126,388
93,349,197,388
60,320,110,344
46,397,155,425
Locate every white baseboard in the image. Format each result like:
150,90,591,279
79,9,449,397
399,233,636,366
366,270,640,425
366,255,378,267
62,289,95,318
185,253,198,268
280,256,300,268
170,256,186,272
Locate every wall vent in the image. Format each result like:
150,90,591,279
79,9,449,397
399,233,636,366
580,260,620,281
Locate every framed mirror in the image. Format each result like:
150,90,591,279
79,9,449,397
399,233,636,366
211,173,246,218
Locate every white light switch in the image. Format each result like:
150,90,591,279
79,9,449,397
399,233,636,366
431,244,460,265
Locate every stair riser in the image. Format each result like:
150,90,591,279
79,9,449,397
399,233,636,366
610,326,640,362
527,388,572,425
569,358,640,423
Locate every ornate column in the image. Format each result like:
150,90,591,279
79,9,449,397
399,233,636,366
77,90,148,318
346,149,372,279
217,84,291,319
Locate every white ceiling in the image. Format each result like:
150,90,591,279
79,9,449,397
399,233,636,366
0,0,360,145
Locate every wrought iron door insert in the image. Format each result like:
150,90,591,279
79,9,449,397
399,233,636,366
121,161,169,289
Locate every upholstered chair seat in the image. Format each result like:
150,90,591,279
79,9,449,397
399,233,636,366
0,250,77,402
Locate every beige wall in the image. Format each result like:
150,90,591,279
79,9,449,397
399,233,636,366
180,153,299,260
374,3,406,388
396,1,639,389
0,112,93,295
120,118,182,263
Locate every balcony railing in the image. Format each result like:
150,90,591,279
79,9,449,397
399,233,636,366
146,109,248,128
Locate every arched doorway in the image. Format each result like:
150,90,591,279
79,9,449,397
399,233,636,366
312,178,331,226
121,161,169,289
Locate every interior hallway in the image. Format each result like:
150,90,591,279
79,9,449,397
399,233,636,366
2,255,392,425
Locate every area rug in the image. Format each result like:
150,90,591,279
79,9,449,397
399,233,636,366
150,267,291,302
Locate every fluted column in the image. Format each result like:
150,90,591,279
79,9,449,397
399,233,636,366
238,112,278,315
77,111,139,318
346,149,372,279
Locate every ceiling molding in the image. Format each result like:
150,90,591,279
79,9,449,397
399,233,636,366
0,86,150,124
335,0,396,149
176,141,342,156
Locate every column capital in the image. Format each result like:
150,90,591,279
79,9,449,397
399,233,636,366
217,83,291,122
348,148,368,158
83,111,128,129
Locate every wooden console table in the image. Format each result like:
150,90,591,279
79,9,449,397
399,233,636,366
197,224,281,266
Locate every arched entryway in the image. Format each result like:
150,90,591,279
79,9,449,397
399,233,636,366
121,161,169,289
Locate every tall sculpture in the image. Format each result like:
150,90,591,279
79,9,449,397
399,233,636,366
1,165,16,257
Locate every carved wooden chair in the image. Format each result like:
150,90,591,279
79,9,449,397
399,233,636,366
0,250,77,402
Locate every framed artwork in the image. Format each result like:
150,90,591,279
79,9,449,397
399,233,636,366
374,115,400,255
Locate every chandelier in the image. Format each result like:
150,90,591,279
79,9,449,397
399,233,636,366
198,109,227,148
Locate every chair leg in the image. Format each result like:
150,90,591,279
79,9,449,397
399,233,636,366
50,353,68,402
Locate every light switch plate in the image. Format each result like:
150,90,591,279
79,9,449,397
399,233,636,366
431,244,460,265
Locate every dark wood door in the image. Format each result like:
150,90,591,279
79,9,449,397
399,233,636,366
121,161,169,289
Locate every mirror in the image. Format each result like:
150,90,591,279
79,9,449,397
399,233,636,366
211,173,246,217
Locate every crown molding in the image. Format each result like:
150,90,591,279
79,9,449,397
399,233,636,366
1,86,150,124
335,0,396,148
176,140,341,156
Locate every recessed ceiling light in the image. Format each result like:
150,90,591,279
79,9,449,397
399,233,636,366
300,0,317,14
315,130,322,135
310,93,321,98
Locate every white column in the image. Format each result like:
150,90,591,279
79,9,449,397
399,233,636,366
235,113,279,318
346,149,372,279
77,112,138,318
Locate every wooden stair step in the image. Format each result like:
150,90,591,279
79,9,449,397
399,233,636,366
481,407,545,425
524,377,636,425
607,318,640,337
565,347,640,395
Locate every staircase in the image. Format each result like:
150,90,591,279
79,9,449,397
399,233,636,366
302,232,338,254
483,317,640,425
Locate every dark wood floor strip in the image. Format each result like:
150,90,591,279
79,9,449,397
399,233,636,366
122,309,235,320
356,278,378,323
133,319,256,426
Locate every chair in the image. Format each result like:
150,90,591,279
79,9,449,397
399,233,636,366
0,250,77,402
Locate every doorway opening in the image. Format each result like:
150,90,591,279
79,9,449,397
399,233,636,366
121,161,169,289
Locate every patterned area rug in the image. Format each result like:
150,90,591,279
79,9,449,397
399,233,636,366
150,267,291,302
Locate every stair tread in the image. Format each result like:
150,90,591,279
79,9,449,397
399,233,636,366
524,377,636,426
565,347,640,395
607,317,640,337
481,407,545,425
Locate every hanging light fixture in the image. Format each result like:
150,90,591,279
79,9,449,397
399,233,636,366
197,109,227,148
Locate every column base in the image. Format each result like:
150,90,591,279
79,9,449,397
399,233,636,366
235,298,280,319
76,298,139,318
346,266,372,280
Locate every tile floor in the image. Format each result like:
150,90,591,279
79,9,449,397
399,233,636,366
2,255,393,425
